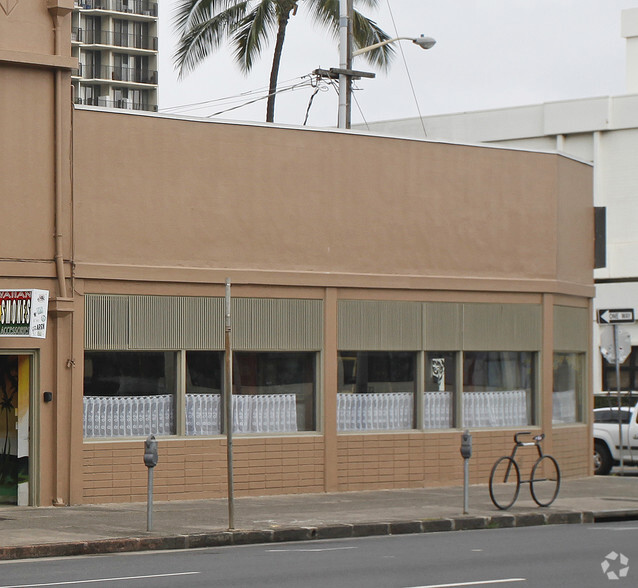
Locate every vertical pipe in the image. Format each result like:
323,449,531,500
48,2,74,507
225,279,234,529
50,12,68,299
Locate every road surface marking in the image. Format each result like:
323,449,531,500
0,571,199,588
589,525,638,531
406,579,526,588
267,546,358,553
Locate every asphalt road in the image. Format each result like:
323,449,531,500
0,522,636,588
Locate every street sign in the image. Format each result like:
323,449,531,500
601,328,632,364
597,308,635,325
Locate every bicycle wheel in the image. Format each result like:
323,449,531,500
530,455,560,507
489,456,520,510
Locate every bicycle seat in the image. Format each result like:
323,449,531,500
514,431,531,444
533,433,545,442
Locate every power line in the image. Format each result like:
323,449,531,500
386,0,428,138
160,75,314,116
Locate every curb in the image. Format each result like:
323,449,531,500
0,509,603,561
592,509,638,523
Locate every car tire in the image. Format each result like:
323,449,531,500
594,440,613,476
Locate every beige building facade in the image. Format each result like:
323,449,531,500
1,1,594,507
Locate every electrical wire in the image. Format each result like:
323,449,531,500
160,75,314,117
386,0,428,138
161,74,303,111
303,86,321,125
205,78,315,117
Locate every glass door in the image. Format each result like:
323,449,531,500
0,355,30,505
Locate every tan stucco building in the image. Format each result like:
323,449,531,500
1,1,594,507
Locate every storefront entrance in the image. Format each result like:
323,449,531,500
0,355,30,505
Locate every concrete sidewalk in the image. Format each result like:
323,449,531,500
1,475,638,560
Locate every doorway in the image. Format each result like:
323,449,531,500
0,355,31,505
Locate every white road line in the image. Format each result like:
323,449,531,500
0,571,199,588
266,546,358,553
406,579,526,588
589,525,638,531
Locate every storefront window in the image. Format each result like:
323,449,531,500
83,350,316,438
83,351,177,437
185,351,224,436
233,352,315,432
424,352,456,429
337,351,416,431
462,351,535,427
553,352,585,424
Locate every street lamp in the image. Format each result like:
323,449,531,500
352,35,436,57
337,0,435,128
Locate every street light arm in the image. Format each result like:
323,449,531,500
353,35,436,56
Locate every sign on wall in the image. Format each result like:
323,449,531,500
0,290,49,338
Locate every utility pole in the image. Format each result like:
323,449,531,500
338,0,353,129
336,0,374,128
334,0,434,128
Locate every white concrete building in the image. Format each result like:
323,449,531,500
71,0,158,112
357,8,638,397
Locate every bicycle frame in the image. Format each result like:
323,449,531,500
507,432,545,483
489,431,561,510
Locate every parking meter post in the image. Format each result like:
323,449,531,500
147,467,154,532
143,435,158,532
460,430,472,514
463,459,469,514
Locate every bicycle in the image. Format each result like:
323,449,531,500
488,432,561,510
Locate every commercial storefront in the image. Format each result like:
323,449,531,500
1,1,594,506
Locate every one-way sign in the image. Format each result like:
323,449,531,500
597,308,635,324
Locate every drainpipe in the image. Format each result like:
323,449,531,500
48,0,74,299
47,0,75,508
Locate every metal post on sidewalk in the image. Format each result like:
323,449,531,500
613,324,624,475
143,435,158,532
460,430,472,514
225,278,235,530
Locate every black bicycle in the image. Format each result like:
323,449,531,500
489,432,561,510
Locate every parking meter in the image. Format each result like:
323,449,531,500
144,434,158,468
460,430,472,514
460,430,472,459
144,435,158,531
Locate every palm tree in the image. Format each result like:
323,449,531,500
174,0,395,122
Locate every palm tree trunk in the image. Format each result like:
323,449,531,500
266,9,291,123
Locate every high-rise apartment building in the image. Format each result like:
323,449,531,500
71,0,158,112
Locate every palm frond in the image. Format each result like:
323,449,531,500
351,10,394,70
173,0,246,34
174,2,250,77
306,0,394,70
305,0,338,34
231,0,278,73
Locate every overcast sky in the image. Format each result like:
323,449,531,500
157,0,638,128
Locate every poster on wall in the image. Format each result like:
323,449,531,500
0,290,49,338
